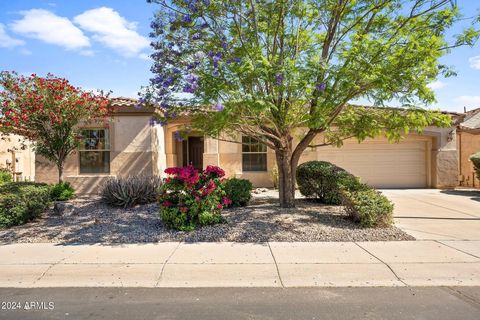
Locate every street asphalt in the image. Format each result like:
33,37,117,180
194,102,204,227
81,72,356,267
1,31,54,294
0,287,479,319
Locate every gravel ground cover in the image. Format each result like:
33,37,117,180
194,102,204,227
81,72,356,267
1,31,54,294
0,190,413,244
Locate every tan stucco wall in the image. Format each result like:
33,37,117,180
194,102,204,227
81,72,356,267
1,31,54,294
0,134,35,181
35,115,158,194
423,127,458,188
165,123,457,189
458,131,480,188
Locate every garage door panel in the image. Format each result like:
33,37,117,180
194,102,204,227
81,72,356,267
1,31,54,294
313,140,428,188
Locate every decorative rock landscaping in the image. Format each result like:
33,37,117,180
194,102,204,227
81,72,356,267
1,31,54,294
0,193,413,244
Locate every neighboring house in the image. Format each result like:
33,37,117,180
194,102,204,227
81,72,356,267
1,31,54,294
0,134,35,181
34,97,462,193
457,108,480,188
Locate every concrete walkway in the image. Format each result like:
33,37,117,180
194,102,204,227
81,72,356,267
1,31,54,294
381,189,480,240
1,241,479,288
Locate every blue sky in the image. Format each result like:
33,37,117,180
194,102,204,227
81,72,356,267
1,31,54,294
0,0,479,113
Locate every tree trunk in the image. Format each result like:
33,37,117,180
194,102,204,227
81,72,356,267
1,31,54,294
274,129,320,208
275,149,296,208
57,162,64,184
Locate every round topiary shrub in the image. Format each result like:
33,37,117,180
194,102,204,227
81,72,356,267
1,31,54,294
296,161,364,205
223,178,253,207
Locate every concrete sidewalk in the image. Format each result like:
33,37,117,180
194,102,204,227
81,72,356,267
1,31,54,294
1,241,479,288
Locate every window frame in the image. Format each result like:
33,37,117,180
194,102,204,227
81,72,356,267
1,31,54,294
78,128,111,175
241,136,267,172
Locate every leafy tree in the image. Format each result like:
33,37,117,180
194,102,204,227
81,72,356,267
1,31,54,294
0,72,110,183
144,0,478,207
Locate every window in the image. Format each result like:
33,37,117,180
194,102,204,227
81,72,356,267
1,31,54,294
79,128,110,174
242,136,267,171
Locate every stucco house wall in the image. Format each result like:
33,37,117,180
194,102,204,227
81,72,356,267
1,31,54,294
456,109,480,188
458,131,480,187
0,134,35,181
33,97,462,193
35,98,157,194
164,121,459,189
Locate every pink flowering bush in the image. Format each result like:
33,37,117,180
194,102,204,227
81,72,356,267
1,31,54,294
159,165,231,231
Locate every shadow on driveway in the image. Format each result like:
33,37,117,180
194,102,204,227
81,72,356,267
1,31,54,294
440,190,480,202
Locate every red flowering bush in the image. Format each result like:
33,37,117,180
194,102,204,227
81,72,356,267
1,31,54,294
0,71,110,183
159,165,231,231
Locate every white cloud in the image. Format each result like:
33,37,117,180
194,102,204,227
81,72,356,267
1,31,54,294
79,49,95,56
138,53,151,60
19,49,32,55
10,9,90,50
427,80,446,90
455,95,480,108
0,23,24,48
468,56,480,70
74,7,149,58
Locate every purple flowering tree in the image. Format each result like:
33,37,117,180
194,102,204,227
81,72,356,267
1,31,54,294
143,0,478,208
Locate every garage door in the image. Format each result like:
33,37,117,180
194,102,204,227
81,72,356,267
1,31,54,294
314,140,429,188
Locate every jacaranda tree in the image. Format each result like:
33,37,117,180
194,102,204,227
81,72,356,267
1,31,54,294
0,72,110,183
143,0,478,207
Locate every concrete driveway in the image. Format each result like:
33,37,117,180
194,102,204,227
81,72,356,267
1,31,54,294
381,189,480,240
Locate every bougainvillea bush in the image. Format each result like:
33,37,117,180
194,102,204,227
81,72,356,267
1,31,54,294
158,165,232,231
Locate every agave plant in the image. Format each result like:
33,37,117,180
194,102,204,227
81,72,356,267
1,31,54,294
101,176,162,208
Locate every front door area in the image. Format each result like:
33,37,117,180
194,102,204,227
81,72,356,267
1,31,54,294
182,137,204,170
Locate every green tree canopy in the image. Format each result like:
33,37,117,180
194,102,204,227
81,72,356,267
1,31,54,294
144,0,478,207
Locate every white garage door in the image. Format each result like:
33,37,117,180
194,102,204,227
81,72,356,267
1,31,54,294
315,140,429,188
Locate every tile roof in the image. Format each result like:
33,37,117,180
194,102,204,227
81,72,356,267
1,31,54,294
109,96,138,107
109,97,155,114
460,108,480,130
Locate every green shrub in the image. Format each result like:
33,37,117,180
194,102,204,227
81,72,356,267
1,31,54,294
340,188,394,227
0,182,51,229
101,175,162,208
0,168,12,185
296,161,366,204
470,152,480,180
50,182,75,201
223,178,253,207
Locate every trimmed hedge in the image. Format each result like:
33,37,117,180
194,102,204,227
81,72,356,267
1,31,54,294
0,182,51,229
223,178,253,207
470,152,480,180
50,182,75,201
340,188,394,227
101,175,162,208
296,161,366,204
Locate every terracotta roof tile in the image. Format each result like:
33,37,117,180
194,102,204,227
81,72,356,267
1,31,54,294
109,97,155,114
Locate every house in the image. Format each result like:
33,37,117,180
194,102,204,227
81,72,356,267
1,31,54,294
35,97,166,194
0,134,35,182
457,108,480,188
34,97,462,192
